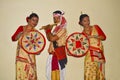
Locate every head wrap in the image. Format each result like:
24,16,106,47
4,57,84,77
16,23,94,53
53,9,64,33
53,10,67,33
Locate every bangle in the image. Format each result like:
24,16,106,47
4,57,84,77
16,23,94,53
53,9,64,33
46,29,51,34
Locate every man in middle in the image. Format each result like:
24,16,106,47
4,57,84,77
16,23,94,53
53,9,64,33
41,10,68,80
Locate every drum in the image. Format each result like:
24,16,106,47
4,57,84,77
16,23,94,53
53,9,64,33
20,29,46,55
66,32,89,57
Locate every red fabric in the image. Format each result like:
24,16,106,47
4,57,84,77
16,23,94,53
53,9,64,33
90,50,94,62
90,50,105,62
52,55,59,70
11,26,23,41
61,17,66,26
54,46,67,60
45,29,51,34
100,51,106,62
53,17,67,33
89,46,102,53
94,25,106,40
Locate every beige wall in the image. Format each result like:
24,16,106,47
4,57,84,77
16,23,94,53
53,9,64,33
0,0,120,80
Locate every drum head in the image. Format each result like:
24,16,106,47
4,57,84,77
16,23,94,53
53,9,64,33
21,30,46,55
66,32,89,57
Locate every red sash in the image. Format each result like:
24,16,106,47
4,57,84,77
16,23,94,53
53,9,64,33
54,46,67,60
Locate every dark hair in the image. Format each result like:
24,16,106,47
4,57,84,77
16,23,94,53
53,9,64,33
53,10,62,14
28,13,39,19
79,14,89,22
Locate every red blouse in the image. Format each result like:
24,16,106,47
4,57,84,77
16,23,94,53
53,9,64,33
94,25,106,40
11,26,23,41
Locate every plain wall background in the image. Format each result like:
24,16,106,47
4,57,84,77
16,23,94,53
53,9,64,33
0,0,120,80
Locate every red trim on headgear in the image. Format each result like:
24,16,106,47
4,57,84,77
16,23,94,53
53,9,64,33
61,17,66,26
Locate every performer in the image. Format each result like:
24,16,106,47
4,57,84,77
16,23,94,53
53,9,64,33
42,10,67,80
79,14,106,80
11,13,39,80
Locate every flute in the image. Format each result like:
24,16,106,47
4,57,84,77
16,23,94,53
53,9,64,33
39,23,57,30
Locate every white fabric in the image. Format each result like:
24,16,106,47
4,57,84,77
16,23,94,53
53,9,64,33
60,67,65,80
46,55,66,80
46,55,52,80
